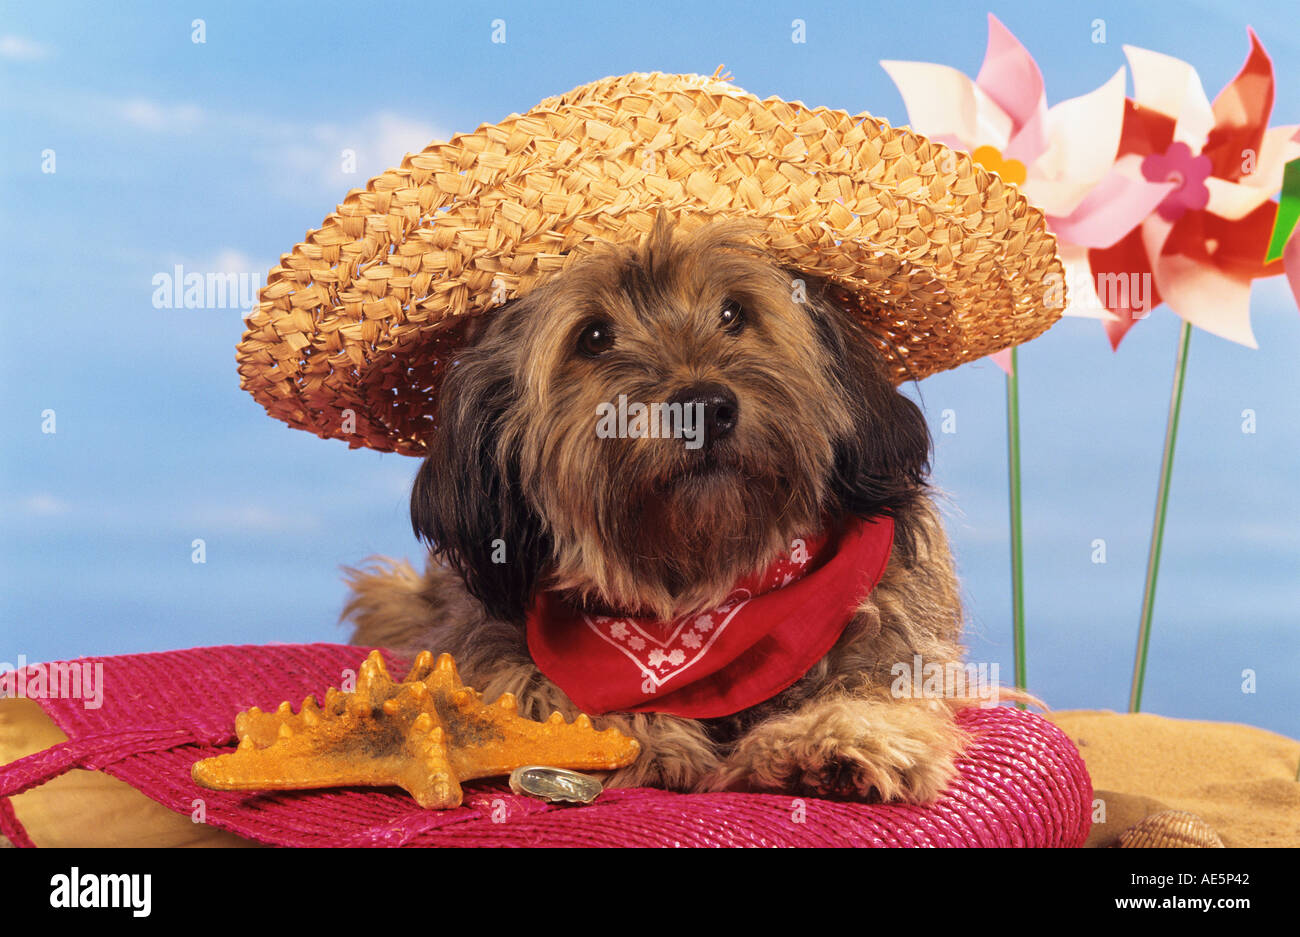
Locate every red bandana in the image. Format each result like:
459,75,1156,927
525,515,894,719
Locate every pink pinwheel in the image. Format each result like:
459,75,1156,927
1288,233,1300,312
879,16,1175,692
1089,31,1300,349
1141,142,1212,221
882,13,1174,354
1267,137,1300,311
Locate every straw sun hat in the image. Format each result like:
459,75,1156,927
236,70,1066,456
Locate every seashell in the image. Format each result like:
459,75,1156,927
192,651,639,809
1117,810,1225,848
509,766,605,805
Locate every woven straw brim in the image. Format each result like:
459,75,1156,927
237,72,1066,456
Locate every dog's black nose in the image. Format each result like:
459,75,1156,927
670,382,739,443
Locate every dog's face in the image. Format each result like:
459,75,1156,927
412,216,931,622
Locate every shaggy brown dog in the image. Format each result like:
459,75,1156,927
344,215,971,803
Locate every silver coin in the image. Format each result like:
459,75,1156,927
508,766,604,804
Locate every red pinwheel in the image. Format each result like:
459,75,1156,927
1090,30,1300,349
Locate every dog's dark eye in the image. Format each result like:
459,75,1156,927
577,320,615,357
720,298,745,331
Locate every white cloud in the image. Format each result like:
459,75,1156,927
158,247,265,276
17,494,72,516
363,111,443,171
209,248,261,275
13,86,444,203
116,97,203,133
9,492,321,535
0,35,52,61
183,503,323,535
255,110,445,200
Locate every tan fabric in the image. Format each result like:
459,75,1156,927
0,698,255,848
1048,710,1300,848
236,70,1066,456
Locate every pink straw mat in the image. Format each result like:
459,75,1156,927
0,643,1092,847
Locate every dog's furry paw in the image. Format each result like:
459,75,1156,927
708,696,965,803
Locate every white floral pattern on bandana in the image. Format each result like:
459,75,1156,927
582,537,816,694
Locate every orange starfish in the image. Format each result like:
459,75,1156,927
191,651,640,808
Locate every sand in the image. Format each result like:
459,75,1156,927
3,698,1297,847
1048,710,1300,848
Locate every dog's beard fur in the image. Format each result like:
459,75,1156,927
412,214,931,623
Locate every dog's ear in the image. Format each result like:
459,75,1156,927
410,342,549,625
809,284,932,522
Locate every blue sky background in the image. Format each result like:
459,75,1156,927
2,0,1297,739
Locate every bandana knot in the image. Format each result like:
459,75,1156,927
526,515,895,718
